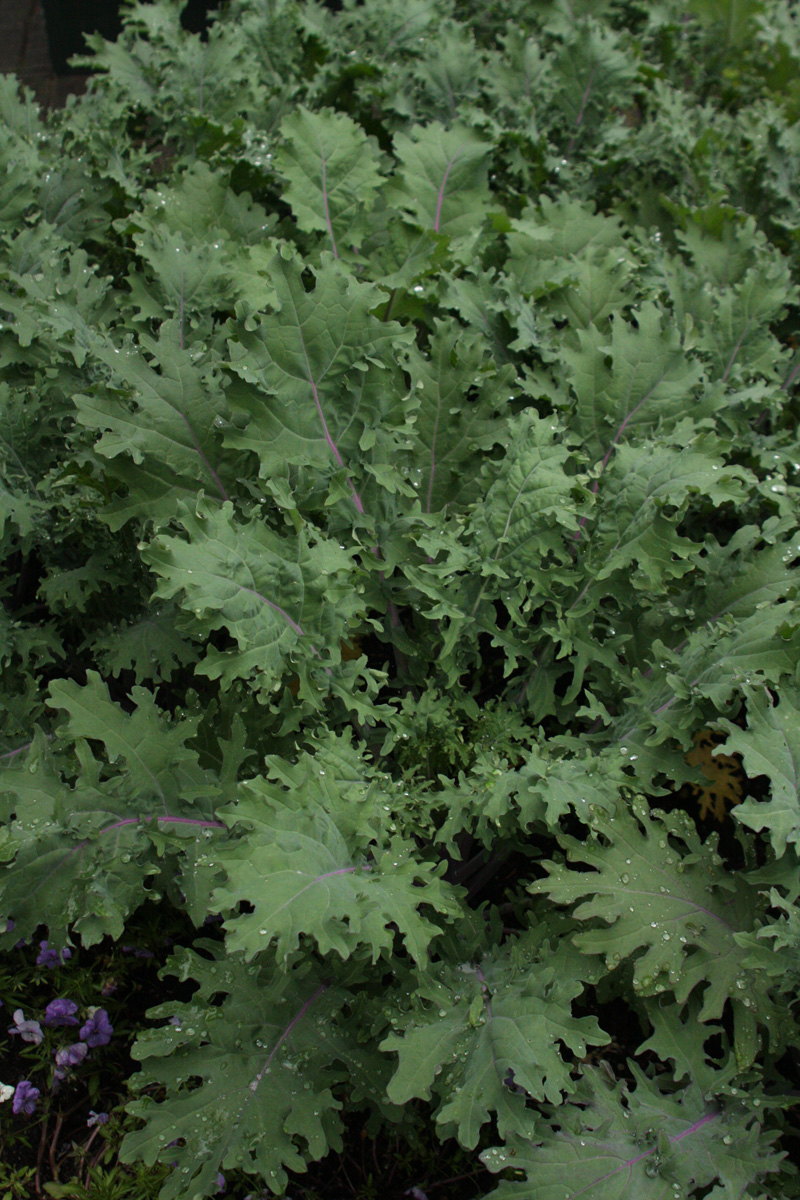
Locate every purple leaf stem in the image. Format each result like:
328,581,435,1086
433,148,466,235
565,63,598,159
720,317,754,384
237,584,307,640
563,1111,720,1200
248,982,329,1095
574,368,670,542
619,880,735,933
293,313,366,516
320,151,339,259
0,734,53,761
1,741,32,761
24,815,227,902
179,269,184,351
231,583,329,670
606,676,697,745
177,268,229,502
180,410,230,503
473,967,504,1082
426,413,439,515
387,597,404,630
269,864,371,922
98,815,226,835
616,588,745,738
652,680,700,717
782,357,800,393
381,584,410,678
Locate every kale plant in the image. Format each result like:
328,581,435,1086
2,0,800,1195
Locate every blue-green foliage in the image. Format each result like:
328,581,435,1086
2,0,800,1195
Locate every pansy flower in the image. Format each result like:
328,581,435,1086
7,1009,43,1044
79,1008,113,1048
36,941,72,969
43,998,80,1027
12,1081,40,1115
121,944,155,958
55,1043,89,1069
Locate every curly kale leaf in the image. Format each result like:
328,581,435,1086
482,1062,785,1200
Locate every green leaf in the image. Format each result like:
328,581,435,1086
120,944,352,1199
224,247,413,505
401,317,508,512
505,196,633,330
126,228,232,322
482,1063,785,1200
3,3,800,1195
636,995,736,1092
687,0,766,47
275,107,385,257
561,303,707,462
47,671,205,805
212,766,460,964
529,799,779,1024
381,931,608,1147
550,18,639,153
472,411,586,578
93,605,200,684
142,499,362,691
0,706,224,948
585,434,750,591
38,551,124,616
0,382,51,546
717,685,800,856
0,77,44,224
74,322,232,528
132,161,274,246
386,122,492,241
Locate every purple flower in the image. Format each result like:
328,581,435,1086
120,945,154,959
79,1009,113,1048
4,919,14,932
36,941,72,969
44,998,79,1027
217,1174,226,1194
55,1043,89,1069
87,1110,109,1127
7,1009,43,1044
12,1081,40,1115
